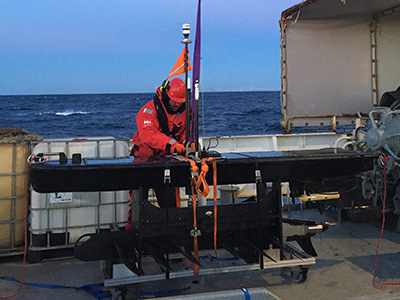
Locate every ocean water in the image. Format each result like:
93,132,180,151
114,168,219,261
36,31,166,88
0,91,282,139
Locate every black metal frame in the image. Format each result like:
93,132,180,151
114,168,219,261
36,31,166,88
30,149,377,193
74,175,284,278
30,149,377,279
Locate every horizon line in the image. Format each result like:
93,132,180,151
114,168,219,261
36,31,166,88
0,90,281,97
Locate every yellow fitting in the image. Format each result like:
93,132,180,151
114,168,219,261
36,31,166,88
298,192,340,202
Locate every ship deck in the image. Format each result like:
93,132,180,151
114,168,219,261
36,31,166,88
1,208,399,300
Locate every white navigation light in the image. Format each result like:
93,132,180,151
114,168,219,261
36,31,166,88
182,23,190,37
182,24,191,45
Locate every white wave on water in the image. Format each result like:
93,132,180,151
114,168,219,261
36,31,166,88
37,110,90,116
55,110,90,116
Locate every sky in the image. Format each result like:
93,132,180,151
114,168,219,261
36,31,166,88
0,0,300,95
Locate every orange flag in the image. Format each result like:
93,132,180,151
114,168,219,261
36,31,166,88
166,48,192,79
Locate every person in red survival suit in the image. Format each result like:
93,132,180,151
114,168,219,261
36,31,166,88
126,78,187,230
131,78,187,157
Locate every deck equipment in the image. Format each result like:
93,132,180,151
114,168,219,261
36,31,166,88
29,149,377,284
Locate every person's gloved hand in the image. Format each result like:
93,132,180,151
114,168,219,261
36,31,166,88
172,143,186,155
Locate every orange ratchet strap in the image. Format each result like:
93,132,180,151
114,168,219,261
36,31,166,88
174,187,181,207
179,156,219,274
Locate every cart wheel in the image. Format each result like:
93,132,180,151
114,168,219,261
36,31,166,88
290,268,308,283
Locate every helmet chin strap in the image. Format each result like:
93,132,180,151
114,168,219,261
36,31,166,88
160,79,169,92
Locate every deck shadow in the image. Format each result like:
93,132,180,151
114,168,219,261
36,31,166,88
346,253,400,281
312,258,344,269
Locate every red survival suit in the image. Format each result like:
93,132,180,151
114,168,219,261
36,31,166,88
131,87,186,156
126,79,187,230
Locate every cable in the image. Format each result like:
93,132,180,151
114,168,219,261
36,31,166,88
205,137,219,150
0,156,109,299
209,158,220,269
0,156,35,299
0,277,110,299
373,153,400,291
191,186,199,276
179,156,200,276
241,288,251,300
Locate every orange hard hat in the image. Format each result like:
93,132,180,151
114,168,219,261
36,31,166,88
166,78,186,103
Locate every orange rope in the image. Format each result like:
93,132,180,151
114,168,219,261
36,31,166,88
195,158,219,267
196,158,210,196
178,156,219,274
1,157,35,299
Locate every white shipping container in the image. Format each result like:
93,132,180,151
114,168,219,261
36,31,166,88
30,137,130,248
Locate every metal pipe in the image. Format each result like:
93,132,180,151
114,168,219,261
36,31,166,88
181,24,192,145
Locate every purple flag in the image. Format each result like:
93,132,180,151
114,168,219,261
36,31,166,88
190,0,201,143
